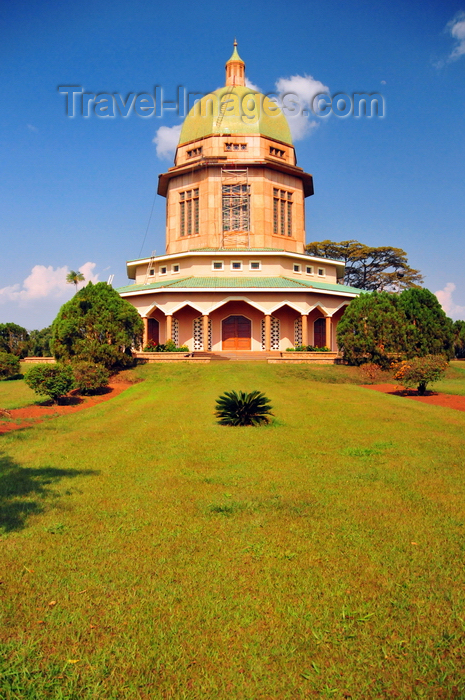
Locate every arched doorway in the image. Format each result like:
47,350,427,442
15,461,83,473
147,318,159,344
222,315,251,350
314,318,326,347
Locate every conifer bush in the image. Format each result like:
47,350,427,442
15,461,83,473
215,390,273,426
24,364,75,403
72,361,110,395
51,282,143,369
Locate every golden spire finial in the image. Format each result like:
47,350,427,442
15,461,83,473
225,40,245,87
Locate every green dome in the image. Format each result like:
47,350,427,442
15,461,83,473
178,85,293,146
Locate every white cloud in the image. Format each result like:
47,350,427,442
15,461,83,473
435,282,465,320
153,124,182,160
27,124,38,133
245,77,261,92
436,12,465,67
275,74,329,140
0,263,99,306
446,11,465,62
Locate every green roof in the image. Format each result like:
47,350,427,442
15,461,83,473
117,276,361,294
227,42,244,64
178,85,293,146
190,247,286,252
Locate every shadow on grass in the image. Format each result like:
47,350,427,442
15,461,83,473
0,451,98,532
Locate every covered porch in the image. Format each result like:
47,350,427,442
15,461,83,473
141,298,349,353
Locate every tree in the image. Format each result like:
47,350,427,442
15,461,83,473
337,288,454,366
336,291,408,368
66,270,85,294
24,364,75,403
453,320,465,358
51,281,144,369
305,239,423,291
392,355,448,395
27,327,52,357
0,323,29,358
215,390,274,426
0,352,21,379
398,288,454,359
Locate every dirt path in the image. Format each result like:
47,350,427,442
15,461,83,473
0,382,134,434
362,383,465,412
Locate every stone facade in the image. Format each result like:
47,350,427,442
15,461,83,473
117,43,361,352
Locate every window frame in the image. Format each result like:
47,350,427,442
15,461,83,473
172,264,180,274
179,188,200,238
293,263,301,274
212,260,224,271
160,266,168,276
230,261,243,271
249,260,262,271
273,187,293,237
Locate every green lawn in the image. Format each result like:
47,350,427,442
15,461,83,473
435,361,465,396
2,362,465,699
0,377,39,409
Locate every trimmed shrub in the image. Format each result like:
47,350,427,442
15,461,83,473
72,361,110,395
0,352,21,379
392,355,448,395
24,364,75,403
215,390,273,426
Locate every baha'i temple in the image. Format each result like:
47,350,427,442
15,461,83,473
117,43,361,354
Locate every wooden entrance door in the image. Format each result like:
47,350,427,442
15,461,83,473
147,318,159,344
222,315,251,350
314,318,326,347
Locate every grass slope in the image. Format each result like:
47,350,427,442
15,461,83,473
0,378,38,410
1,363,465,699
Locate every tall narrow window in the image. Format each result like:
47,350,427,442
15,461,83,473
273,188,293,237
287,192,292,237
180,192,185,237
222,184,250,232
179,189,199,237
194,191,199,233
280,196,285,236
187,198,192,236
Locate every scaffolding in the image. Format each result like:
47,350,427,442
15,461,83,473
221,168,250,248
143,251,157,285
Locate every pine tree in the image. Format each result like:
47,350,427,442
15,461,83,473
52,282,144,369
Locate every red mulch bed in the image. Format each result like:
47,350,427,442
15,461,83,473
0,382,134,434
362,383,465,412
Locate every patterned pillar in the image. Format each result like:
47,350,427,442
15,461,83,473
301,314,308,346
166,314,172,341
325,316,332,350
264,314,271,352
142,317,148,348
203,315,210,352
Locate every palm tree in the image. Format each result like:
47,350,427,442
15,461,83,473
66,270,85,294
215,390,273,426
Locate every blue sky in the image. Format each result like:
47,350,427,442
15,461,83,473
1,0,464,329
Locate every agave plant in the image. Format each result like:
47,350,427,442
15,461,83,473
215,390,273,426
